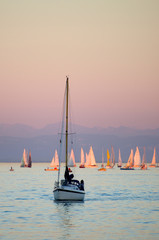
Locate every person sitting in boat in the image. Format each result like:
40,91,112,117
80,180,84,191
64,166,74,183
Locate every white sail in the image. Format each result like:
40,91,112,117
150,147,156,166
134,146,141,167
54,150,59,167
85,153,90,166
23,148,28,167
126,149,134,167
89,146,97,166
50,157,55,167
68,149,76,167
118,149,122,166
80,148,85,165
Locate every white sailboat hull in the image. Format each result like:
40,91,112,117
53,185,85,201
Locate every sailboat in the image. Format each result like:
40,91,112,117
149,147,157,167
68,149,76,167
120,149,134,170
45,150,59,171
28,150,32,168
85,152,90,167
98,150,106,171
134,146,141,168
20,148,28,167
79,147,85,168
85,146,97,167
141,147,147,170
88,146,97,167
53,76,85,201
106,149,112,168
110,146,115,168
117,149,122,167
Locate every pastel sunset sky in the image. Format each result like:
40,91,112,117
0,0,159,129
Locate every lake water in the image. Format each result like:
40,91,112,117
0,162,159,240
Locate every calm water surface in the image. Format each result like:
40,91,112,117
0,163,159,240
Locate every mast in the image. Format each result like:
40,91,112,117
65,76,69,168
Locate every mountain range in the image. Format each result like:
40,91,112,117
1,123,159,138
0,123,159,163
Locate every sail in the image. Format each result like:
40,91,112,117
50,157,55,168
118,149,122,166
89,146,97,166
68,149,76,167
107,149,110,166
80,148,85,165
23,149,28,167
111,146,115,166
85,153,90,166
54,150,59,167
134,147,141,167
141,147,147,165
28,150,32,168
126,149,134,167
20,156,25,167
151,147,156,166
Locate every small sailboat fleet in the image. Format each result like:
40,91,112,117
45,150,59,171
20,149,32,168
53,77,85,201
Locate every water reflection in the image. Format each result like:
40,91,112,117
54,201,84,240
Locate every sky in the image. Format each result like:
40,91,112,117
0,0,159,129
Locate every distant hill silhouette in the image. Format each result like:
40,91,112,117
1,123,159,137
0,123,159,163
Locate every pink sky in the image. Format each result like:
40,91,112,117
0,0,159,129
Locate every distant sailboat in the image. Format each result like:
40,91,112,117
110,146,115,168
20,148,28,167
149,147,157,167
141,147,147,170
86,146,97,167
10,166,14,171
120,149,134,170
28,150,32,168
79,147,85,168
98,150,106,171
85,153,90,167
106,149,112,169
117,149,122,167
54,150,59,167
68,149,76,167
134,146,141,168
50,157,55,168
45,150,59,171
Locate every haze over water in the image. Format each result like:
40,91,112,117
0,163,159,240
